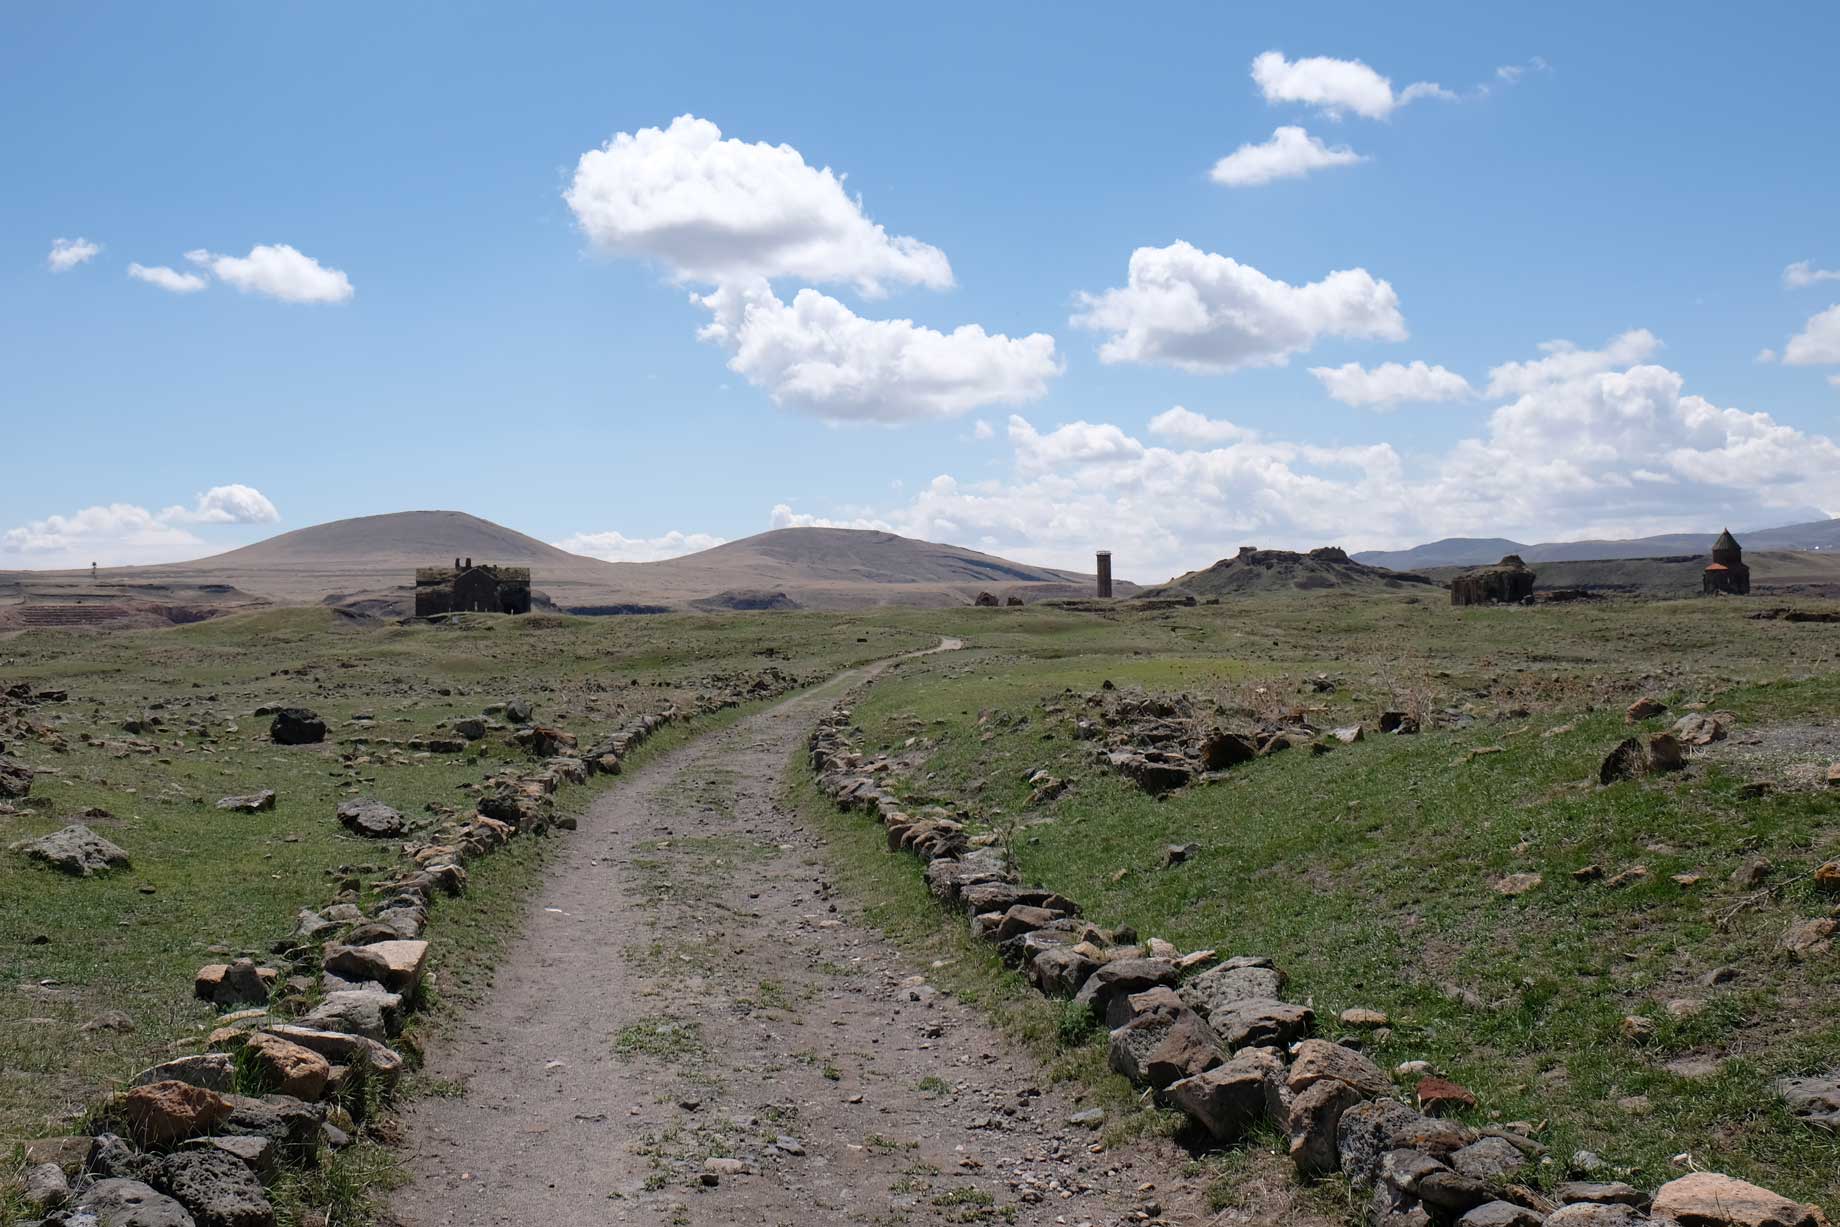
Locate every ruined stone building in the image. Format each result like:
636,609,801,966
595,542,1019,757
414,558,532,617
1450,555,1536,606
1702,529,1751,595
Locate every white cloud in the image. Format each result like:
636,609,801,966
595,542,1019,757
1782,304,1840,365
695,279,1060,422
2,484,280,569
1146,406,1256,446
565,114,952,297
1311,359,1475,408
1072,241,1406,374
1251,50,1451,120
160,484,280,526
1829,374,1840,389
47,237,100,272
973,419,995,440
763,331,1840,579
768,503,893,532
185,244,353,304
1209,126,1365,187
553,529,726,563
1482,329,1660,397
127,263,208,294
1783,261,1840,289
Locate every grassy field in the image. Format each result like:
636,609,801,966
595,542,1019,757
0,606,939,1146
820,592,1840,1211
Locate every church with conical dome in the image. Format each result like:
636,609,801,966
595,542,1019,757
1702,529,1751,595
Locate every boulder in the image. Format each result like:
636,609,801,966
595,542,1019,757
335,798,405,838
303,988,404,1041
180,1135,276,1179
1181,960,1286,1018
1029,945,1100,997
1599,734,1687,784
117,1081,234,1145
263,1024,404,1083
1199,729,1258,770
131,1054,236,1094
1287,1039,1392,1099
1673,713,1727,746
322,939,428,995
1288,1077,1368,1175
12,823,131,876
1548,1206,1644,1226
1211,998,1315,1050
195,959,273,1009
1072,957,1178,1020
1417,1075,1478,1115
267,709,325,745
219,1095,323,1153
1556,1183,1648,1207
1650,1172,1827,1226
215,791,276,814
23,1162,70,1211
1626,697,1668,722
1779,918,1836,961
1449,1136,1528,1180
1165,1046,1284,1143
158,1148,274,1227
242,1033,331,1100
1337,1098,1473,1185
1106,997,1223,1090
62,1178,197,1227
1458,1201,1545,1227
454,717,487,741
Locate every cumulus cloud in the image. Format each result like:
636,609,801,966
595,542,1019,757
160,484,281,525
694,279,1060,422
127,263,208,294
553,529,726,563
1782,304,1840,365
2,484,280,569
1209,126,1365,187
1251,50,1452,120
1310,360,1475,408
1783,261,1840,289
185,244,353,303
48,237,100,272
1146,406,1256,446
1072,241,1406,374
768,503,893,532
765,331,1840,579
1482,329,1660,397
565,114,952,297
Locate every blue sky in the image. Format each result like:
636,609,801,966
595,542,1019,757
5,1,1839,580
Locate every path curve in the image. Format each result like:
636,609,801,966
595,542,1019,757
391,642,1205,1226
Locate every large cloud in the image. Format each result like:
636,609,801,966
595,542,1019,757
695,279,1060,422
47,237,100,272
566,115,952,297
184,244,354,303
1311,360,1475,408
1251,51,1453,121
552,529,726,563
2,484,281,569
1210,126,1365,187
1782,305,1840,365
768,331,1840,579
1072,241,1406,373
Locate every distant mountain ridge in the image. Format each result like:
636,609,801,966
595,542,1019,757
1353,517,1840,570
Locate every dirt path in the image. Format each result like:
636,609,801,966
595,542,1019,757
391,649,1213,1226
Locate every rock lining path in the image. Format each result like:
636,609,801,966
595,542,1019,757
391,648,1214,1226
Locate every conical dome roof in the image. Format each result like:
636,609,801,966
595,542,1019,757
1712,528,1740,552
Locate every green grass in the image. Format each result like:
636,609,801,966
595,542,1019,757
815,592,1840,1211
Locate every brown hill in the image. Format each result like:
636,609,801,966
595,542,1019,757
0,512,1130,622
1144,546,1437,599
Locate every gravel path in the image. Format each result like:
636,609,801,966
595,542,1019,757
390,649,1214,1226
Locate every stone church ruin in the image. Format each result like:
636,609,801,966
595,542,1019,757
1702,528,1751,595
1450,555,1536,606
414,558,532,617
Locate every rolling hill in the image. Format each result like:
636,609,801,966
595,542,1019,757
0,511,1129,623
1355,516,1840,570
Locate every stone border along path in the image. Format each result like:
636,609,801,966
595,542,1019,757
387,639,1238,1227
6,666,812,1225
807,694,1835,1227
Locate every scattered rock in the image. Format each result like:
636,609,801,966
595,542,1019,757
1626,697,1668,722
335,798,405,838
1775,1072,1840,1131
1672,713,1727,746
11,823,131,876
1813,861,1840,894
1732,857,1773,888
1556,1181,1647,1207
1547,1206,1643,1227
1495,873,1543,897
131,1054,237,1093
242,1033,332,1100
268,709,326,745
159,1146,275,1227
0,755,35,798
1458,1203,1545,1227
1416,1075,1478,1116
1165,1047,1282,1143
454,717,487,741
1162,842,1199,868
1651,1171,1827,1227
1779,917,1836,961
23,1162,70,1211
1341,1007,1389,1028
215,791,276,814
1449,1136,1527,1180
1066,1107,1106,1129
322,939,428,995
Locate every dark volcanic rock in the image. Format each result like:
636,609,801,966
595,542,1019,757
335,798,405,838
268,709,325,745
